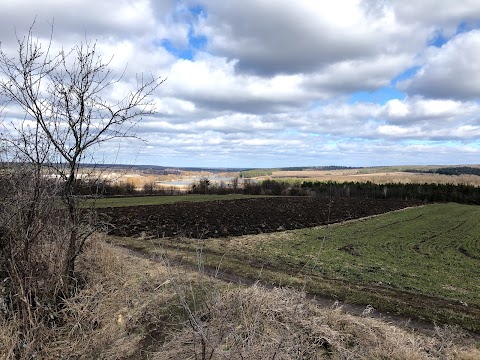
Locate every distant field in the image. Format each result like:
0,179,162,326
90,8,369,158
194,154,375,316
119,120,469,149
113,203,480,331
88,194,271,208
267,169,480,186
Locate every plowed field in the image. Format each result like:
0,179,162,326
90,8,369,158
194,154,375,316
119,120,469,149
100,197,421,238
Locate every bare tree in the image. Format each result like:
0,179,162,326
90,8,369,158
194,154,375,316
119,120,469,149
0,21,164,348
231,176,239,193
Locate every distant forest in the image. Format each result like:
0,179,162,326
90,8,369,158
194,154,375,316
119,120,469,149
187,179,480,205
406,166,480,176
69,174,480,205
239,166,357,178
240,166,480,179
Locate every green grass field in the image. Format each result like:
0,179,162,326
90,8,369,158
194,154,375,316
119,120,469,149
87,194,272,208
113,203,480,331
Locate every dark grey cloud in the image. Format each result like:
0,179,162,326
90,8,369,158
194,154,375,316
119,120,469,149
391,0,480,32
192,0,426,76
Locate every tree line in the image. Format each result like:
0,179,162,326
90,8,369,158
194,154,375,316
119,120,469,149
69,176,480,205
406,166,480,176
188,178,480,205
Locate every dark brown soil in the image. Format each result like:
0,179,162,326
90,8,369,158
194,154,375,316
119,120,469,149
99,197,422,239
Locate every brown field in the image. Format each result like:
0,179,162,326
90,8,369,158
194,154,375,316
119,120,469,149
77,168,240,191
100,197,422,238
266,170,480,186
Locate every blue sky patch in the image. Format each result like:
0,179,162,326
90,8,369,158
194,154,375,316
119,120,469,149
188,32,207,51
188,5,204,17
428,31,448,48
456,21,480,35
392,66,421,85
160,31,207,60
348,87,405,104
160,39,195,60
159,4,207,60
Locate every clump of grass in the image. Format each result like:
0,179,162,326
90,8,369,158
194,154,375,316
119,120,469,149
153,284,480,359
0,235,187,358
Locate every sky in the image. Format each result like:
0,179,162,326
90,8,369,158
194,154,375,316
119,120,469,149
1,0,480,168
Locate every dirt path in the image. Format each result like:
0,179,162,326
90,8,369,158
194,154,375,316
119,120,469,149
112,241,472,338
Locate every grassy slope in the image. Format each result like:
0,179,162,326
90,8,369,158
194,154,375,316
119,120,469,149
267,203,480,306
88,194,272,208
113,203,480,331
7,237,478,358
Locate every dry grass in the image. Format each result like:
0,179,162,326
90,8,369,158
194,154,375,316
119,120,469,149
153,284,480,359
1,234,185,359
1,235,478,359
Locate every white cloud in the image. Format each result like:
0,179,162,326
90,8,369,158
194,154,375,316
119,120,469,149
384,99,410,118
400,30,480,100
195,114,281,133
1,1,480,167
162,54,311,113
0,0,158,42
97,39,176,80
383,97,478,123
378,125,421,137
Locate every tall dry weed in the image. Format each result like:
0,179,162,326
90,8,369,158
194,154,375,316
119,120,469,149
1,235,179,359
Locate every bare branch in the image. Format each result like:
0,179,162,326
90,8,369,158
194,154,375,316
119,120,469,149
0,21,165,314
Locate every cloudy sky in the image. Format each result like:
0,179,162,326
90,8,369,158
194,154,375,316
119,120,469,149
1,0,480,168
